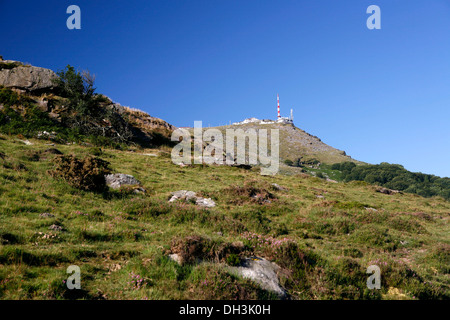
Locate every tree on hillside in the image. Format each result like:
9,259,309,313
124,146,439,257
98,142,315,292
54,65,100,117
333,161,450,200
53,65,133,144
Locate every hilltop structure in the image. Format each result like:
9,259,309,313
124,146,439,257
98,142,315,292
276,93,293,124
232,94,293,125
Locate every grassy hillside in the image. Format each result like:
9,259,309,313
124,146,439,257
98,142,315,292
211,122,360,166
0,134,448,300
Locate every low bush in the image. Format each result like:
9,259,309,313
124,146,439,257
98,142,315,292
48,154,111,191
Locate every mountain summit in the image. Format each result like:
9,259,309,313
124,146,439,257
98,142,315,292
211,118,358,170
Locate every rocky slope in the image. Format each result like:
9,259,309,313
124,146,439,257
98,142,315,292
0,56,175,147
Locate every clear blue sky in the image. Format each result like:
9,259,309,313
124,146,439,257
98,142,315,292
1,0,449,177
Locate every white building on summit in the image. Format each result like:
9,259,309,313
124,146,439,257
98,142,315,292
232,94,294,125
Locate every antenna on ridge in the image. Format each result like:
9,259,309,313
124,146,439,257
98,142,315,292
277,93,280,118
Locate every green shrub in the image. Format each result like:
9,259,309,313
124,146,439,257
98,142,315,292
48,154,111,191
53,66,134,144
316,172,325,179
0,87,21,107
53,65,98,117
0,104,61,137
332,161,450,200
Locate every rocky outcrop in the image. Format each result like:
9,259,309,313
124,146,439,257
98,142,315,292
126,108,175,132
0,56,175,147
0,60,57,93
123,106,176,141
102,102,175,146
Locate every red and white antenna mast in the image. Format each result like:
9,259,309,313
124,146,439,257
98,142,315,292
277,93,280,118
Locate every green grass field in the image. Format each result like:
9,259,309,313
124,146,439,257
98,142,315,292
0,133,448,300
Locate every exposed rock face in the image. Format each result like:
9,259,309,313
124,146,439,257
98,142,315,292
0,61,57,92
124,107,176,132
228,257,287,299
101,102,175,146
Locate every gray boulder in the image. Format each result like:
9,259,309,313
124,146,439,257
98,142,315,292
169,190,216,208
105,173,142,190
0,62,57,92
169,190,197,202
228,257,287,299
195,197,216,208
